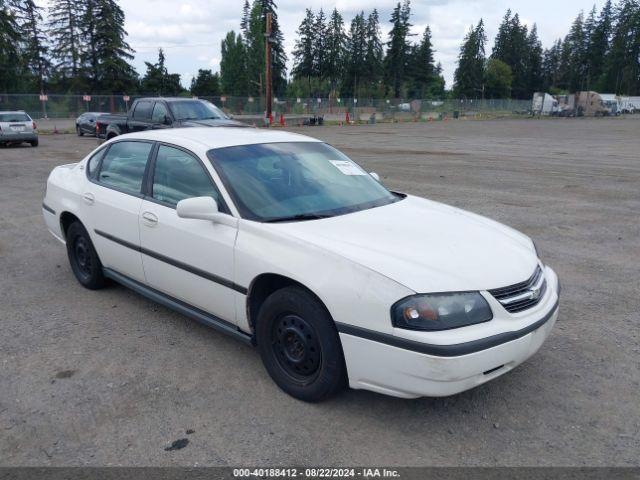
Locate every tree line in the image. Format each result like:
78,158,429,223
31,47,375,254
454,1,640,99
1,0,640,99
0,0,224,96
219,0,445,99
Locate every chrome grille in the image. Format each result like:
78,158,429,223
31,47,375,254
489,266,547,313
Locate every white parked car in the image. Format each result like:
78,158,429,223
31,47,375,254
42,128,560,401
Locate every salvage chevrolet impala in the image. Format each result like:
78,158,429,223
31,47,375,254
42,128,560,401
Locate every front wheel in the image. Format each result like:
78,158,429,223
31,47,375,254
66,222,106,289
256,286,347,402
77,125,84,136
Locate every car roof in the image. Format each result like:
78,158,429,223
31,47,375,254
119,127,322,151
136,97,205,102
0,111,29,115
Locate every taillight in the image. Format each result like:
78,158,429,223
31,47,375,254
32,121,37,130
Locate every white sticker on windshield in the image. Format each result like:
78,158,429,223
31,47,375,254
329,160,367,176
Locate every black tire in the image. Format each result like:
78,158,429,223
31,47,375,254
30,139,38,147
256,286,347,402
77,125,84,136
66,222,106,290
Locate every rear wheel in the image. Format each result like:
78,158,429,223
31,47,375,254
66,222,105,290
256,286,347,402
30,139,38,147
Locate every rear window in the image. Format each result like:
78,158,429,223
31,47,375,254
0,113,30,122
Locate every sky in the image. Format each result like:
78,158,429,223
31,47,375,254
38,0,606,90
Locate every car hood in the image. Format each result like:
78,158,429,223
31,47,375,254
179,118,249,128
273,195,538,293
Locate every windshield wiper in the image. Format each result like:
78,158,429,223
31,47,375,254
264,213,334,223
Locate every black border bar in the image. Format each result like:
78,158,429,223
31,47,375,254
336,299,559,358
94,229,248,295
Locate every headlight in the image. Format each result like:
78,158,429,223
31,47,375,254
391,292,493,331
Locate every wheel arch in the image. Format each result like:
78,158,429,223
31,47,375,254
246,273,333,334
59,211,83,238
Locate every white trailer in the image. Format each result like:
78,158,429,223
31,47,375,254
599,94,621,115
619,96,640,113
532,92,559,116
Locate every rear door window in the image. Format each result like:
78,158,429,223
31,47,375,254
97,141,153,195
133,101,153,121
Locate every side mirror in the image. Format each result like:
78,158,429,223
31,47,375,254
176,197,237,227
370,172,381,182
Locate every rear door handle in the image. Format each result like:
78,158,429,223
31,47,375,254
142,211,158,226
82,192,95,205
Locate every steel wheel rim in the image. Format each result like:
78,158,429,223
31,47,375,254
271,313,322,383
73,236,92,278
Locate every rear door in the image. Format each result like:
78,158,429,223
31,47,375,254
138,143,239,323
81,140,154,283
129,101,154,133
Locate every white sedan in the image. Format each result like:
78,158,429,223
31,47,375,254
43,128,560,401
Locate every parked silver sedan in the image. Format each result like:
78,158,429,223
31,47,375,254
0,111,38,147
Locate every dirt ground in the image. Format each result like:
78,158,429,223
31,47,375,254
0,117,638,466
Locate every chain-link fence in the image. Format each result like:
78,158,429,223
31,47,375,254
0,93,533,121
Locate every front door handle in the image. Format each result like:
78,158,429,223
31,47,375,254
82,192,95,205
142,211,158,226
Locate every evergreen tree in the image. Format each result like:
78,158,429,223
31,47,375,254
491,10,529,98
324,8,346,95
563,11,587,91
542,39,563,91
407,26,438,98
0,0,21,92
141,49,182,95
85,0,137,94
384,1,413,97
243,0,287,96
364,9,384,94
12,0,50,92
587,0,613,90
190,69,220,97
240,0,250,38
313,9,327,80
344,11,367,97
292,8,315,91
525,24,543,95
454,20,486,98
80,0,99,91
220,30,248,96
48,0,82,83
603,0,640,94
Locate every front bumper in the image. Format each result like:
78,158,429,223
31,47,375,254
339,266,560,399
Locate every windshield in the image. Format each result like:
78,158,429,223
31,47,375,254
169,101,228,121
0,113,30,122
208,142,400,222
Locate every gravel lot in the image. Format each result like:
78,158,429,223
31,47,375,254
1,118,639,466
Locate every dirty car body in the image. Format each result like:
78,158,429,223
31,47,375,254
42,128,560,400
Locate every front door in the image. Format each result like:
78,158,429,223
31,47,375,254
138,144,239,324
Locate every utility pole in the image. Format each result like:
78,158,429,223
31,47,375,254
264,12,273,123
